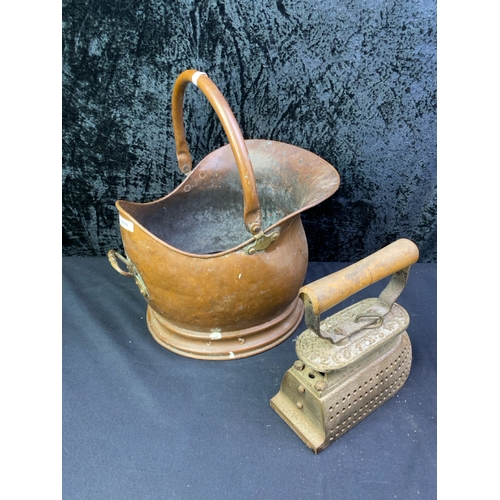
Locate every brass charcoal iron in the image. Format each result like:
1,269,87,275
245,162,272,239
270,239,419,453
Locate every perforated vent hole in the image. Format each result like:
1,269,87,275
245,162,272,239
324,341,412,442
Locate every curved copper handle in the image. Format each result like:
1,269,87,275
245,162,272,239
171,69,262,236
300,239,419,318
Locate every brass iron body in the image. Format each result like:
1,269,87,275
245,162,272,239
108,69,340,360
271,239,419,453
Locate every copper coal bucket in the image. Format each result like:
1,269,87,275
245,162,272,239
108,69,340,360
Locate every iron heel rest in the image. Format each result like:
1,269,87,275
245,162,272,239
270,239,419,453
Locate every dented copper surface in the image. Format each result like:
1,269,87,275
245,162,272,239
271,239,419,453
108,69,340,359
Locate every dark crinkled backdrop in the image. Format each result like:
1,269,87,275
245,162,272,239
62,0,436,262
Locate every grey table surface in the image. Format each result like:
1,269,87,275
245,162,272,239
62,257,436,500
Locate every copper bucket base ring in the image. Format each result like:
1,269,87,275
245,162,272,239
146,299,304,360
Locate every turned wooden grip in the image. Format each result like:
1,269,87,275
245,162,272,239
299,239,419,316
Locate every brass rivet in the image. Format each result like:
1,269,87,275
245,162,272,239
296,402,303,409
298,385,305,393
314,381,327,392
293,360,304,371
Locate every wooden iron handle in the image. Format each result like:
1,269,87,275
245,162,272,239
299,239,419,317
171,69,262,236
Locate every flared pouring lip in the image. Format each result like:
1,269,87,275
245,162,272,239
116,140,340,259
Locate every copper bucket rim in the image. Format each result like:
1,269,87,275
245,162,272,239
116,144,339,260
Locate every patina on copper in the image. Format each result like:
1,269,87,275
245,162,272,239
270,239,419,453
108,69,340,360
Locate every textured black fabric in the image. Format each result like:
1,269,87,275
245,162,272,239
62,0,437,262
62,257,436,499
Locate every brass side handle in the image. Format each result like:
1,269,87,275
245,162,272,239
107,249,134,276
107,250,150,300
